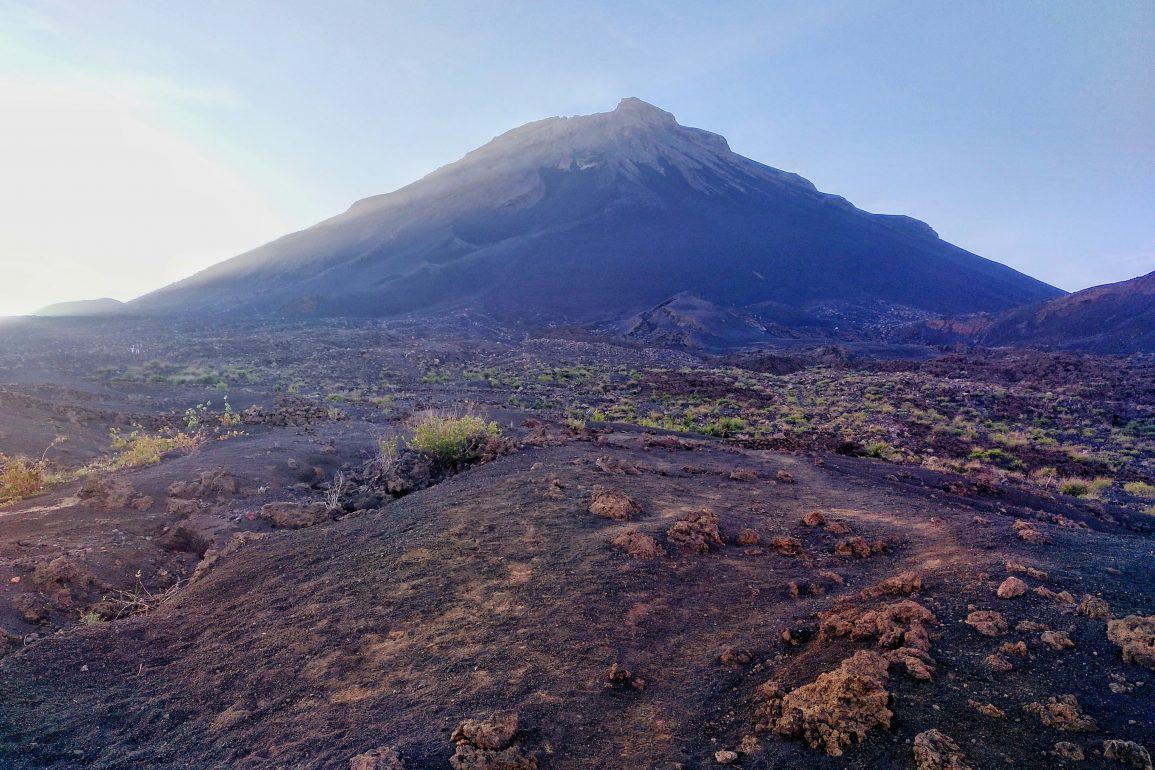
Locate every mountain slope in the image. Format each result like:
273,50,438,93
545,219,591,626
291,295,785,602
133,98,1062,327
980,270,1155,352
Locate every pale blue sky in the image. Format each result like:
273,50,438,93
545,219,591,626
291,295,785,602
1,0,1152,314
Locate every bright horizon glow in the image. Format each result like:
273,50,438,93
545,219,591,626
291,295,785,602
0,75,291,315
1,0,1152,316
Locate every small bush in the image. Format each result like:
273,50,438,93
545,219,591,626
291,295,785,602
703,417,747,437
1089,476,1113,495
1124,481,1155,498
408,413,499,463
109,429,200,469
968,447,1023,470
1058,478,1091,497
0,454,44,502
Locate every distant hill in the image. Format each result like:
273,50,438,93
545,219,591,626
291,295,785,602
897,270,1155,353
132,98,1061,338
33,298,125,317
980,270,1155,353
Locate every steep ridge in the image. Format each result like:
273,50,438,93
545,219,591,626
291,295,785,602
133,99,1061,330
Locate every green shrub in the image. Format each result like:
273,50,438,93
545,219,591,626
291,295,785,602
1058,478,1091,497
109,429,200,469
1123,481,1155,498
407,413,499,462
703,417,747,437
0,454,44,502
968,447,1023,470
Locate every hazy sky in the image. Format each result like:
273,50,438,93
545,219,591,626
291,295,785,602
1,1,1152,316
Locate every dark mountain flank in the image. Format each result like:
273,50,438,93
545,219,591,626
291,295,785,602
133,98,1061,328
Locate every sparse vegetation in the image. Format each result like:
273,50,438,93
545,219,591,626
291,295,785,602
0,453,45,503
1124,481,1155,498
1058,478,1091,497
108,428,201,469
104,571,185,619
408,412,500,462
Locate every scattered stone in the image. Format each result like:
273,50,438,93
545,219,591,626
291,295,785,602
834,536,887,558
966,610,1009,637
1109,673,1141,694
775,470,794,483
1027,567,1049,580
449,711,535,770
260,501,331,529
719,647,754,666
824,520,853,535
859,571,921,600
191,532,268,584
817,570,845,585
983,654,1014,673
1107,616,1155,669
967,699,1006,718
450,711,519,752
596,455,639,475
1103,739,1153,770
1025,695,1098,732
1017,620,1048,633
1041,630,1075,651
666,510,723,554
1056,590,1076,604
820,599,937,654
755,651,893,757
588,486,641,520
1014,520,1049,544
605,662,646,690
769,536,804,555
729,468,758,482
802,510,825,527
884,646,935,680
609,530,666,559
999,640,1028,656
997,576,1028,599
736,528,760,545
542,477,565,501
714,749,738,764
1078,595,1111,620
1052,742,1085,761
912,729,971,770
350,746,405,770
78,477,153,511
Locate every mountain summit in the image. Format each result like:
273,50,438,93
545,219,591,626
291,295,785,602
134,99,1062,329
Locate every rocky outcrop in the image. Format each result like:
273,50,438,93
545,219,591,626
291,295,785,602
965,610,1008,637
913,729,972,770
1108,616,1155,669
610,529,666,559
666,509,722,553
755,651,893,757
588,486,641,520
1025,695,1098,732
349,746,405,769
449,711,535,770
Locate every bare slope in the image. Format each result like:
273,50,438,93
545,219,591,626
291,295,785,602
2,427,1152,769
